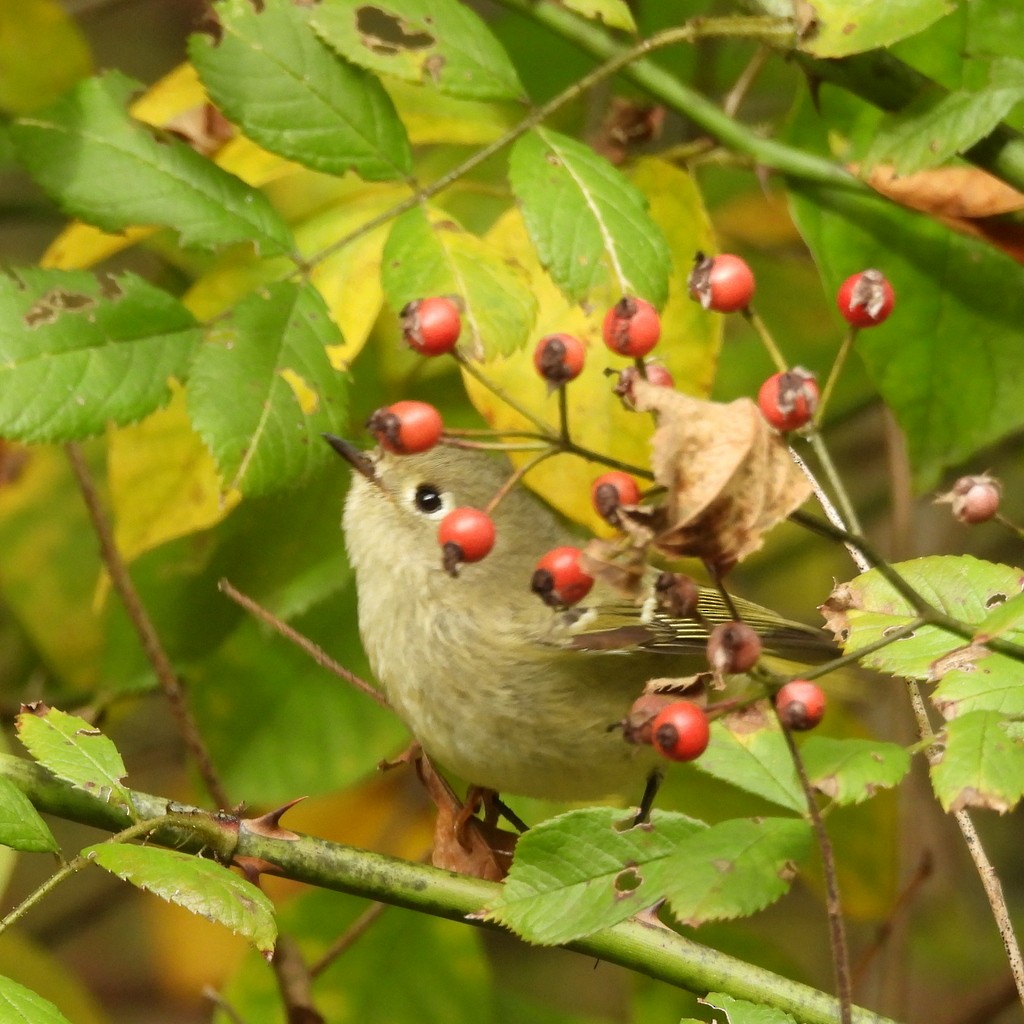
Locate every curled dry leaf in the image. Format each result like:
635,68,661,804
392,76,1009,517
579,536,650,599
629,378,812,573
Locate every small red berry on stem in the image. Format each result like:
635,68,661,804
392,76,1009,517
836,269,894,327
688,252,756,313
937,474,1002,524
401,296,462,355
367,400,443,454
775,680,826,731
707,621,762,674
531,546,594,607
758,367,820,432
438,507,495,575
591,471,641,523
534,333,586,385
602,296,661,357
651,701,711,762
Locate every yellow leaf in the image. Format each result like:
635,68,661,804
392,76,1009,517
384,78,520,145
109,386,240,565
278,368,319,415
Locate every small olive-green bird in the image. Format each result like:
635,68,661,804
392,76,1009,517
331,439,831,803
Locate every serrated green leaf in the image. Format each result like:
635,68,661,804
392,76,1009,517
188,280,349,496
930,709,1024,812
483,807,704,946
660,817,811,926
381,205,536,358
15,707,132,811
560,0,636,33
801,737,911,806
703,992,798,1024
0,267,201,442
974,588,1024,642
0,777,58,853
84,843,277,955
696,713,804,813
11,70,293,254
0,975,73,1024
797,0,953,58
190,0,411,181
509,127,670,306
312,0,525,102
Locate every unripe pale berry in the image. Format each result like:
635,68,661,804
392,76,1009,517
642,362,674,388
438,507,495,575
611,363,673,408
401,296,462,355
707,621,762,674
591,472,641,523
758,367,819,432
937,474,1002,524
534,333,585,385
688,252,755,312
602,296,661,357
531,546,594,607
651,701,711,762
367,400,443,454
836,269,894,327
654,571,701,619
775,680,826,731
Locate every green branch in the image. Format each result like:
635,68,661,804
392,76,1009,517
2,753,902,1024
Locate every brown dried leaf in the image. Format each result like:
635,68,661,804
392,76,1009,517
862,164,1024,219
579,536,650,598
631,379,811,573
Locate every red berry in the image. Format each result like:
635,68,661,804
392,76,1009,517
836,269,894,327
602,296,661,357
651,701,711,762
775,680,826,731
438,507,495,575
938,474,1001,524
642,362,674,388
367,400,443,454
591,471,641,523
610,363,673,407
534,333,586,385
758,367,819,432
688,252,755,313
707,621,762,674
401,296,462,355
531,546,594,607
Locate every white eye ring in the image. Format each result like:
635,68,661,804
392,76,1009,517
409,482,450,520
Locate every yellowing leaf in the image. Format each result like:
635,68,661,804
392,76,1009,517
383,78,519,145
278,368,319,415
109,386,240,565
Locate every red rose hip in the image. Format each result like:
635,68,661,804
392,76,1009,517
758,367,819,432
367,400,443,454
401,296,462,355
688,252,755,313
602,296,661,357
836,269,894,327
775,680,826,731
534,333,586,385
531,546,594,607
651,701,711,762
438,507,496,575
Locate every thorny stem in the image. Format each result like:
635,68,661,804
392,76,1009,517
64,444,231,810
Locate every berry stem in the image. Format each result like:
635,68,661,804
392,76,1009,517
741,306,789,374
805,431,863,537
814,326,858,427
995,512,1024,541
558,382,571,445
455,350,554,435
483,449,558,516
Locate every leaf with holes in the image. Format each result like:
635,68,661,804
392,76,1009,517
480,807,704,945
85,843,277,956
190,0,411,181
188,280,349,496
0,777,58,853
0,267,201,442
312,0,524,102
11,70,293,254
381,205,536,358
15,705,132,811
509,127,670,306
801,737,911,806
0,976,73,1024
930,710,1024,812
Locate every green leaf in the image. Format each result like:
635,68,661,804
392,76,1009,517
696,712,804,813
660,817,812,926
190,0,412,181
703,992,798,1024
0,975,73,1024
483,807,705,946
797,0,953,58
508,127,670,306
84,843,277,956
0,267,201,442
188,280,349,496
381,205,537,358
312,0,525,102
15,706,132,811
11,70,293,254
559,0,636,33
974,588,1024,643
930,710,1024,812
0,777,58,853
801,737,911,805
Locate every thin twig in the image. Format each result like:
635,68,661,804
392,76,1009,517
310,901,389,978
741,307,790,373
217,579,390,710
65,444,230,810
815,327,857,427
722,45,771,118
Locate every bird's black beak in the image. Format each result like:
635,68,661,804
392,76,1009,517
322,434,376,480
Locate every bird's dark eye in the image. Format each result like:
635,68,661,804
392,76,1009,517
413,483,444,514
